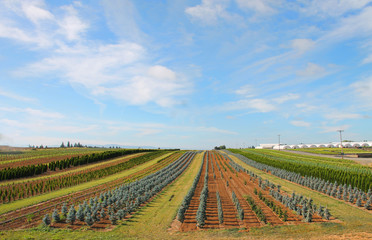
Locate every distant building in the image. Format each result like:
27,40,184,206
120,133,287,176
256,141,372,149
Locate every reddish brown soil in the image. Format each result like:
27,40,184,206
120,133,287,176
180,153,207,232
180,151,328,232
0,152,183,230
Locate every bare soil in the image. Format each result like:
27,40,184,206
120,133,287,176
179,151,328,232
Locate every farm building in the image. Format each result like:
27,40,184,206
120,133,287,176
256,141,372,149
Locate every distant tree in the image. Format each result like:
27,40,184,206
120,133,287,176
67,141,71,148
60,142,65,148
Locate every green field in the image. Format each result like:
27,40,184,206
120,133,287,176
0,149,371,239
291,147,372,155
0,152,173,216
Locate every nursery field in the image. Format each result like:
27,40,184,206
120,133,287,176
0,148,371,239
291,147,372,155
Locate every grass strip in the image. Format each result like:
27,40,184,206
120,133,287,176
0,152,203,240
0,152,173,215
0,153,146,186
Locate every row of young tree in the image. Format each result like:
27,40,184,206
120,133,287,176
196,153,209,227
0,149,157,181
234,158,332,223
177,153,205,222
231,191,244,220
230,149,372,192
42,151,196,227
0,151,167,203
226,150,372,209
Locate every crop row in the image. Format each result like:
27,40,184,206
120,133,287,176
226,152,333,222
227,150,372,209
42,151,196,228
196,153,209,227
0,151,169,203
0,149,158,181
228,149,372,193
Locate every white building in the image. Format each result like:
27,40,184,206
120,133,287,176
256,141,372,149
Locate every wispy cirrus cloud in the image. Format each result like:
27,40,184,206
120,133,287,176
0,107,64,119
2,1,193,108
185,0,233,25
290,120,311,127
0,88,37,103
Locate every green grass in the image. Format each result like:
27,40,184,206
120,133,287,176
0,152,146,186
0,148,108,165
0,152,173,216
0,152,204,240
292,147,372,155
1,151,371,239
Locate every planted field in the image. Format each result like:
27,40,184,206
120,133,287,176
176,151,330,231
292,147,372,155
0,148,371,240
0,150,192,230
230,149,372,192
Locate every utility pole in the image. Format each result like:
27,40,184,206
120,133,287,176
337,130,344,159
278,134,281,151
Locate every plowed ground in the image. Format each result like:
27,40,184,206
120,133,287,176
180,151,326,231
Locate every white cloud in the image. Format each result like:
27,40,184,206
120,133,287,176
107,65,191,107
320,124,350,133
235,84,255,97
136,128,162,136
0,107,64,119
235,0,276,14
185,0,231,25
0,88,37,102
296,62,327,79
196,126,238,135
295,103,317,112
57,5,88,41
363,54,372,64
324,112,363,121
290,120,311,127
21,40,192,107
21,1,54,24
3,1,192,108
223,98,276,113
274,93,299,104
300,0,372,17
323,7,372,41
351,76,372,106
101,0,146,42
0,0,88,48
290,39,315,54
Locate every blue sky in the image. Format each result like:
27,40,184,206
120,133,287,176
0,0,372,149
